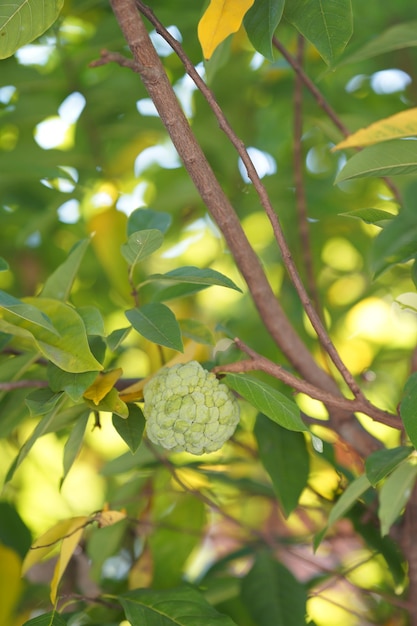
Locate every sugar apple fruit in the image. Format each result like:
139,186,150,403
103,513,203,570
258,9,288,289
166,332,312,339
143,360,240,455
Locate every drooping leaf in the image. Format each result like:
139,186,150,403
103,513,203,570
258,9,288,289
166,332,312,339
83,368,123,405
338,21,417,66
0,290,57,334
379,460,417,536
127,208,172,236
112,404,146,453
41,238,91,301
400,372,417,448
340,208,395,225
284,0,353,65
126,303,183,352
370,207,417,277
0,544,22,626
244,0,285,60
50,521,86,603
119,585,238,626
255,414,309,517
25,388,63,416
223,373,307,432
121,229,164,270
365,446,413,486
333,108,417,151
241,551,307,626
107,326,131,351
198,0,255,60
61,411,90,486
0,0,64,59
335,139,417,182
85,387,129,418
22,611,68,626
146,266,242,292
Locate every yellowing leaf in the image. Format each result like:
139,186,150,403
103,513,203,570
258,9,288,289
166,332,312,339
94,509,127,527
198,0,255,59
22,516,89,575
50,522,85,604
83,368,123,405
333,108,417,151
0,545,22,626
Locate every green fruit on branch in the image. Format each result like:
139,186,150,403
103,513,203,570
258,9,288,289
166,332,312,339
143,360,240,455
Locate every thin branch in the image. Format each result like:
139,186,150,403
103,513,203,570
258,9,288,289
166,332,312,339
0,379,49,391
272,37,402,206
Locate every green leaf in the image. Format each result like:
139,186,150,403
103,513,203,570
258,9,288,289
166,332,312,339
0,290,57,334
119,585,237,626
315,474,371,548
127,208,172,236
0,298,103,373
0,258,9,271
223,373,307,432
284,0,353,65
179,319,214,345
338,21,417,66
244,0,285,60
255,414,309,517
121,229,164,270
147,266,242,292
379,460,417,536
112,404,146,453
241,551,307,626
47,364,98,402
0,502,32,559
340,208,395,225
76,306,105,336
400,372,417,448
41,238,91,301
126,303,183,352
0,0,64,60
335,139,417,182
85,387,129,418
22,611,68,626
61,411,90,486
365,446,413,486
151,283,208,302
107,327,131,351
371,208,417,277
25,388,63,416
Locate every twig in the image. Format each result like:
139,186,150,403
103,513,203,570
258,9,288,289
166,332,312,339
0,379,49,391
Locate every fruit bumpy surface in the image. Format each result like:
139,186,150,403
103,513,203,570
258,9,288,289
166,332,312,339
143,361,240,455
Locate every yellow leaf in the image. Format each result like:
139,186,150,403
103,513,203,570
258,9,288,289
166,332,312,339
50,522,85,604
333,108,417,151
0,545,22,626
198,0,255,60
94,509,127,527
119,341,200,402
83,368,123,405
22,516,89,575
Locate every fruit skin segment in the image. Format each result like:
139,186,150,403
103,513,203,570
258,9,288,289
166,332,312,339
143,361,240,455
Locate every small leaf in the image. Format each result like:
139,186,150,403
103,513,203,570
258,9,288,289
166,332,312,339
365,446,413,486
126,303,183,352
333,108,417,151
119,585,238,626
223,373,307,432
147,266,242,292
340,208,395,225
244,0,284,60
0,0,64,60
371,207,417,277
379,460,417,536
61,412,90,486
198,0,255,60
85,387,129,419
112,404,146,453
121,229,164,268
241,551,307,626
0,290,57,334
94,509,127,527
83,368,123,405
25,388,63,416
335,139,417,182
255,415,309,517
400,372,417,448
284,0,353,66
107,327,131,351
0,258,9,272
338,21,417,66
41,238,91,301
127,208,172,236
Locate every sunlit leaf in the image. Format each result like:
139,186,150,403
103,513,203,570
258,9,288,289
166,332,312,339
85,387,129,418
119,585,237,625
41,238,91,301
333,108,417,150
335,139,417,182
379,460,417,536
198,0,255,60
244,0,284,60
83,368,123,405
121,229,164,269
0,0,64,59
365,446,413,486
241,551,307,626
255,414,309,517
340,208,395,225
285,0,353,65
127,208,172,236
0,544,22,626
94,509,127,527
112,404,146,453
223,373,307,432
146,266,242,292
126,303,183,352
50,521,85,603
0,290,57,334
